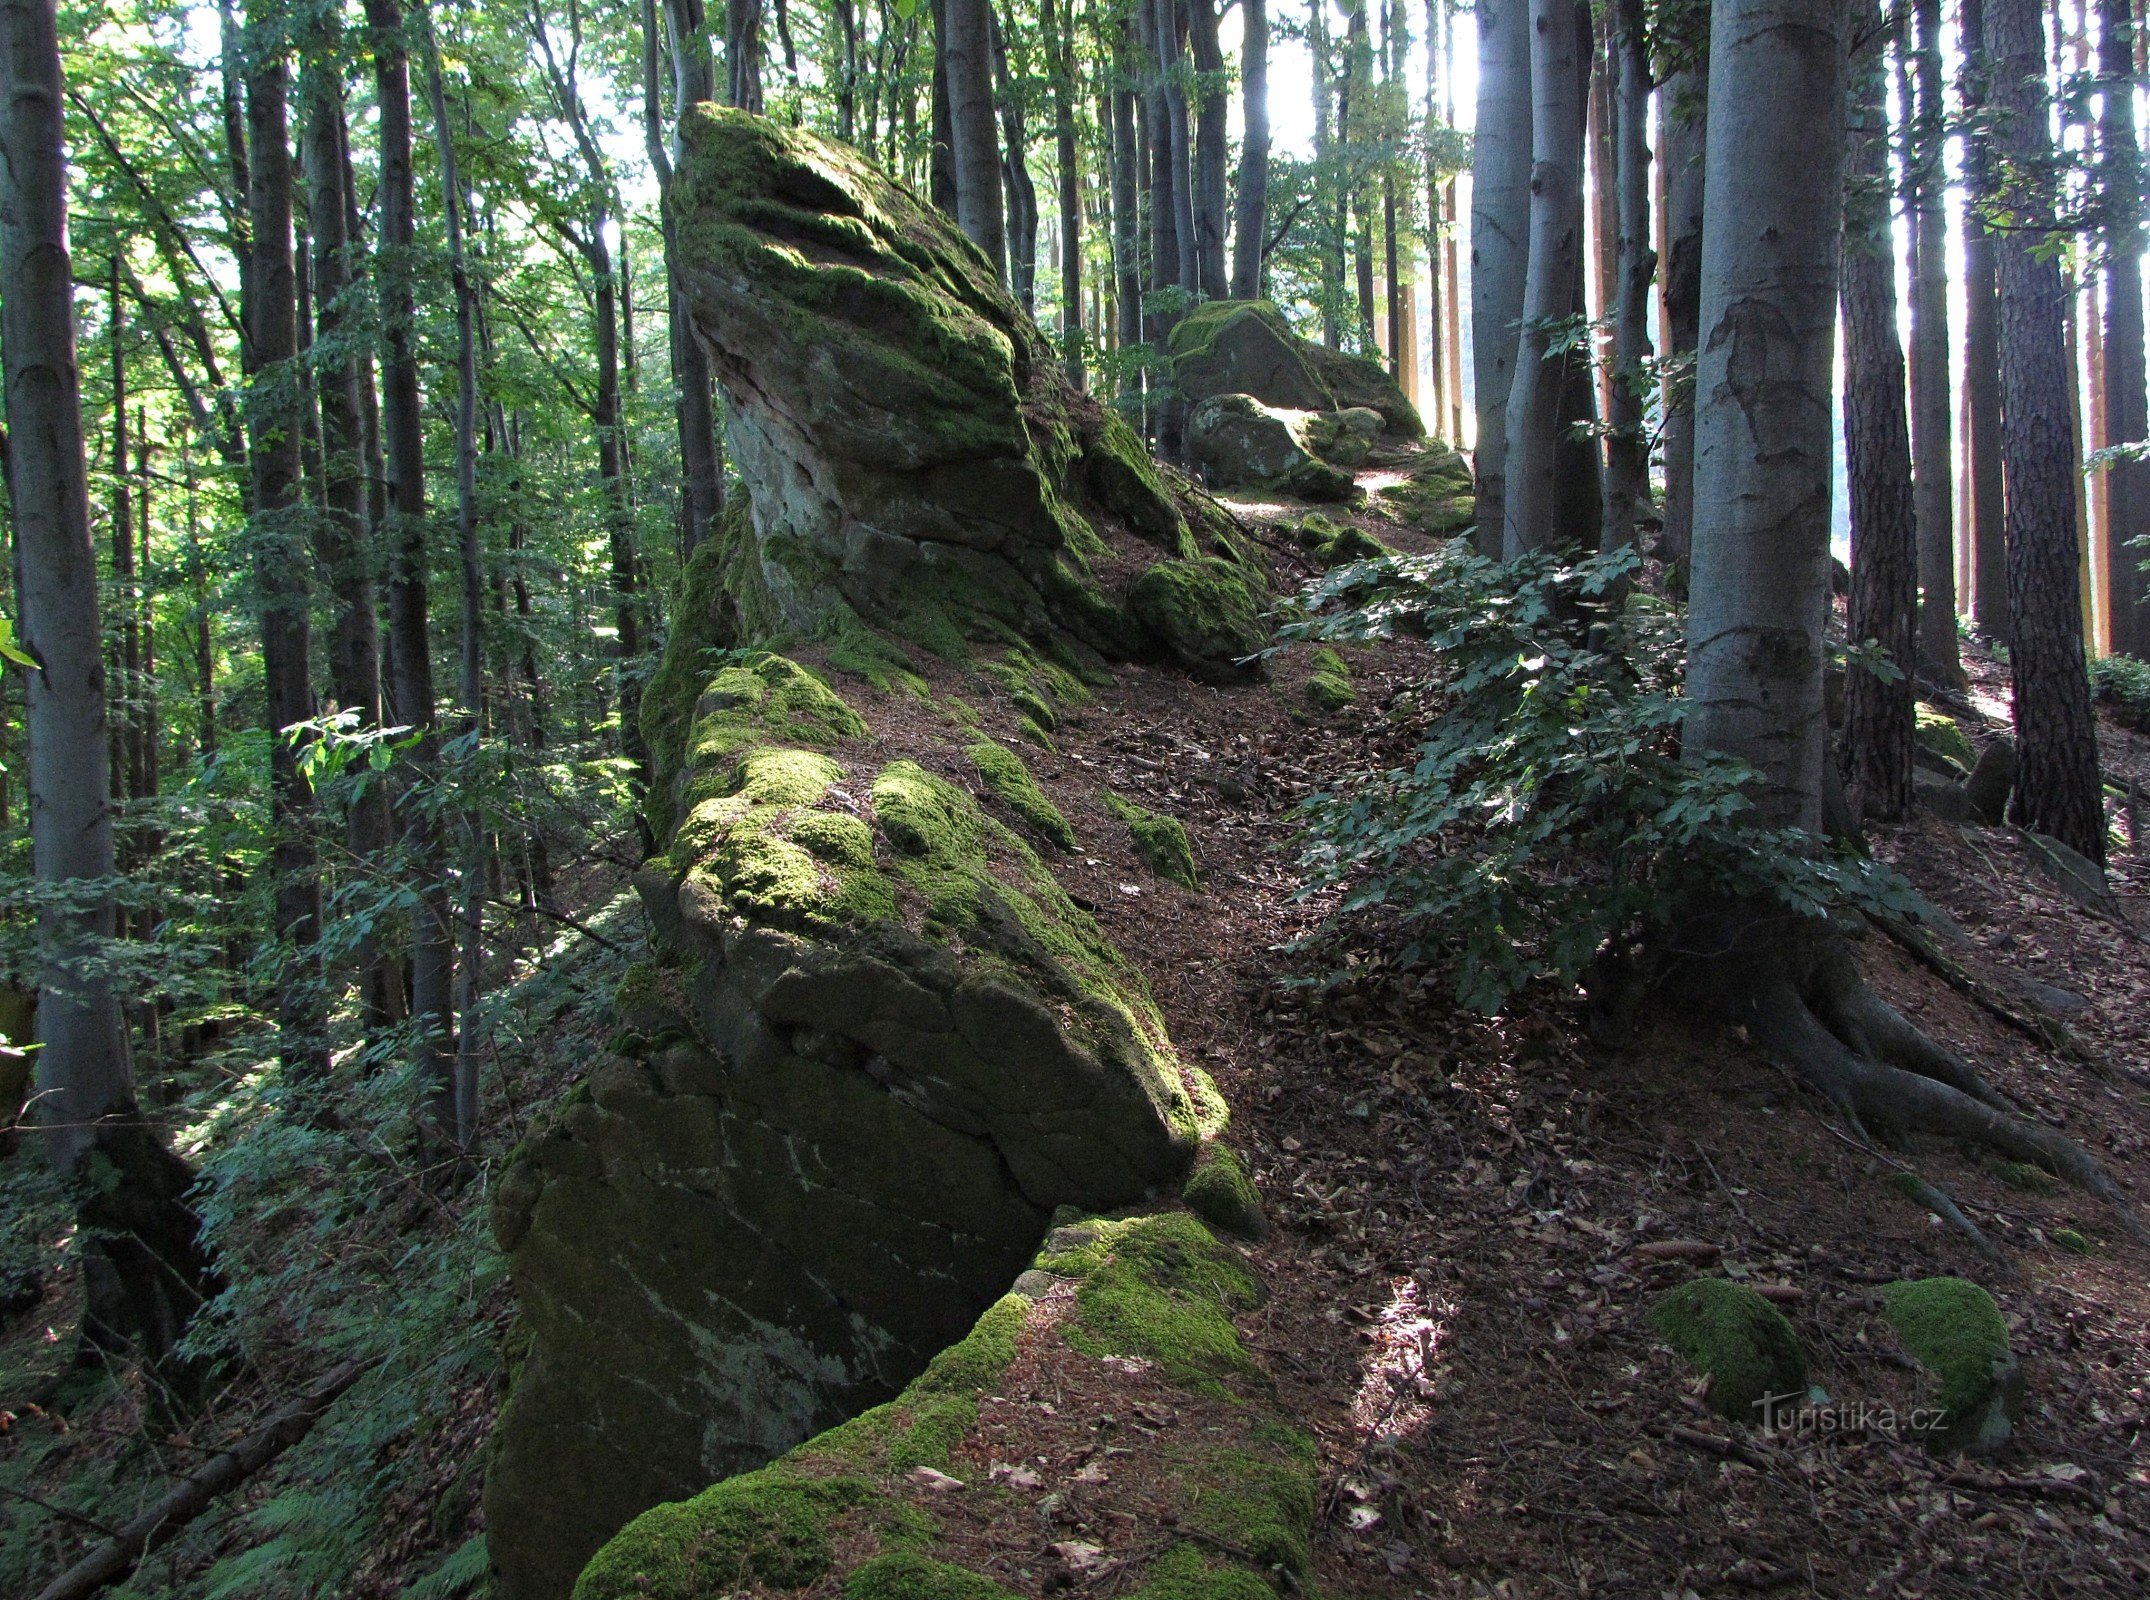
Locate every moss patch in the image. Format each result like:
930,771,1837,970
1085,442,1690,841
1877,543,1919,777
1293,513,1390,566
1915,705,1976,774
1881,1277,2022,1452
1128,559,1270,683
1103,793,1199,889
1304,646,1356,712
843,1553,1017,1600
1124,1544,1278,1600
967,740,1077,851
1183,1143,1267,1241
1648,1278,1807,1424
1043,1212,1264,1394
572,1469,870,1599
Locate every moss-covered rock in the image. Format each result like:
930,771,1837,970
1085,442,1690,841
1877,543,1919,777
1041,1211,1265,1394
1304,647,1356,712
1648,1278,1808,1424
1183,1143,1267,1241
1914,706,1976,776
1169,300,1424,438
1102,792,1199,889
1375,447,1476,536
1185,393,1360,502
1129,558,1270,682
1292,513,1390,567
843,1553,1018,1600
1880,1277,2023,1454
967,739,1076,851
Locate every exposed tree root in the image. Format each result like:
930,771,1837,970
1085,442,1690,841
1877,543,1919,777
1703,930,2149,1249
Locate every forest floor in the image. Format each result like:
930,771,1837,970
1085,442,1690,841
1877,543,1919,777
5,463,2150,1600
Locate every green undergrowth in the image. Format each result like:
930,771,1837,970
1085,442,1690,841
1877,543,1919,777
576,1211,1307,1600
968,740,1077,851
1103,792,1200,889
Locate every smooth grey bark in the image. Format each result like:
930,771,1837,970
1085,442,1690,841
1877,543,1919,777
1311,0,1343,347
1500,0,1587,558
1603,0,1654,551
1960,0,2009,634
1229,0,1269,298
1841,0,1918,822
1153,0,1200,295
1685,0,1849,834
930,0,956,211
1987,0,2108,864
987,4,1037,313
1187,0,1228,299
1044,0,1083,385
2100,0,2150,658
942,0,1004,276
1470,0,1529,556
1109,56,1142,365
1657,63,1706,571
1908,0,1963,684
727,0,763,111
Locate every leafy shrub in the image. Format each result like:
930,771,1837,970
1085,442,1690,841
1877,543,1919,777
1279,541,1923,1013
2090,653,2150,731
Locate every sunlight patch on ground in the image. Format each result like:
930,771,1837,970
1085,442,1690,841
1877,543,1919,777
1348,1275,1452,1446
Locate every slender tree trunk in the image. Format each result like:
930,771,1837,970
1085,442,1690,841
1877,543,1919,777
1311,0,1343,347
1155,0,1199,296
1230,0,1269,299
943,0,1004,274
1989,0,2109,863
243,0,326,1080
1602,0,1653,550
1501,0,1587,557
1345,0,1376,350
1962,0,2012,634
1110,59,1142,372
728,0,763,110
2101,0,2150,656
1686,0,1848,834
2,0,219,1389
1044,0,1083,385
988,4,1037,312
365,0,457,1152
1471,0,1530,555
1658,63,1706,572
1908,0,1963,684
1187,0,1228,298
930,0,956,210
652,0,725,561
108,267,138,843
1841,0,1919,821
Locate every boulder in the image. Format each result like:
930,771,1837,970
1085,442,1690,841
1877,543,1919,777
1881,1277,2024,1454
1127,558,1271,682
1169,299,1424,438
1303,405,1384,467
1649,1277,1808,1425
1185,393,1357,501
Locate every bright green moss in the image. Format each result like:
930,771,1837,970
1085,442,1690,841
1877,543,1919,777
1179,1447,1316,1582
1050,1213,1264,1393
1305,646,1356,712
2054,1226,2094,1254
789,810,878,870
572,1469,870,1599
844,1553,1018,1600
1648,1278,1807,1424
1128,559,1270,682
685,655,867,774
827,624,931,698
1293,514,1390,566
1123,1544,1276,1600
1915,705,1976,773
1880,1277,2021,1451
1103,793,1199,889
1183,1143,1266,1240
968,740,1077,851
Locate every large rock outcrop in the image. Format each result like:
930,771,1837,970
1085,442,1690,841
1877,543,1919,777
1169,299,1425,439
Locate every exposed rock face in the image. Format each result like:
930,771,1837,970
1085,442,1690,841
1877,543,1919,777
666,108,1195,655
1185,393,1358,502
1169,299,1425,439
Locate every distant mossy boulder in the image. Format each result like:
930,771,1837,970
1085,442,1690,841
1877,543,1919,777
1103,792,1200,889
1649,1278,1808,1424
1185,393,1359,502
667,107,1198,660
1128,558,1271,683
1881,1277,2023,1454
1169,300,1424,439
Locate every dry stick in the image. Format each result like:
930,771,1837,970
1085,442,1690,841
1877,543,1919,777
31,1359,373,1600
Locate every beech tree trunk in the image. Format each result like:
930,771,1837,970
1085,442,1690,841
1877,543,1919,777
942,0,1004,276
1471,0,1530,556
1657,63,1706,572
1500,0,1587,558
987,4,1037,313
1685,0,1848,834
1602,0,1653,551
1988,0,2109,864
1908,0,1963,684
1961,0,2011,635
1229,0,1269,299
1044,0,1083,385
1841,0,1918,822
728,0,763,111
1187,0,1228,299
2100,0,2150,658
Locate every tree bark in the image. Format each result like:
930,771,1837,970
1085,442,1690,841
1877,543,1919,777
728,0,763,111
1500,0,1587,558
1187,0,1228,299
987,3,1037,313
1841,0,1919,822
2,0,218,1388
1602,0,1654,551
943,0,1004,276
1471,0,1530,556
1988,0,2109,864
1044,0,1083,385
1908,0,1963,684
930,0,956,211
1961,0,2011,635
1229,0,1269,299
2101,0,2150,657
1657,62,1706,572
1311,0,1343,348
1685,0,1848,834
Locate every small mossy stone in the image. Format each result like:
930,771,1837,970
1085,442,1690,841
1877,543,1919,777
1184,1143,1267,1241
1179,1446,1316,1582
843,1553,1017,1600
1915,706,1977,774
1880,1277,2022,1454
1993,1160,2057,1194
1305,646,1356,712
2053,1226,2094,1254
572,1469,869,1599
967,740,1077,851
1128,558,1270,683
1103,792,1199,889
1648,1277,1808,1424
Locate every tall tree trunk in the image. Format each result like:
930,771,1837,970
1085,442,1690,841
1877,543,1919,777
1345,0,1376,349
1155,0,1199,295
651,0,726,561
1109,56,1142,373
1471,0,1530,556
1841,0,1919,822
1,0,219,1390
930,0,957,210
2101,0,2150,657
1988,0,2109,863
1044,0,1083,385
988,4,1037,313
1230,0,1269,298
243,0,326,1080
1602,0,1653,550
943,0,1004,275
1686,0,1848,835
1187,0,1228,298
728,0,763,110
364,0,457,1151
108,268,139,841
1657,62,1706,572
1500,0,1587,557
1961,0,2011,634
1311,0,1343,347
1909,0,1964,683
